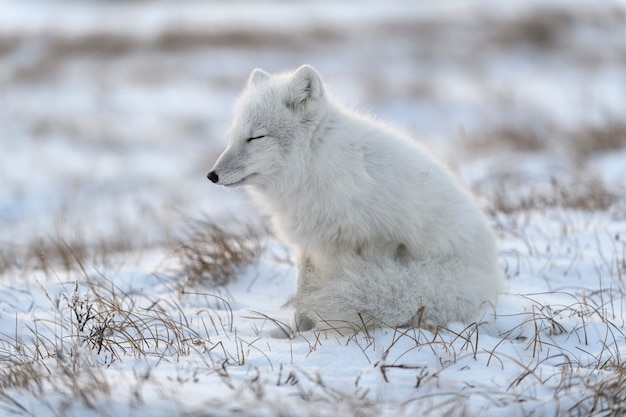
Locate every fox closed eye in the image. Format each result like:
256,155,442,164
246,135,266,143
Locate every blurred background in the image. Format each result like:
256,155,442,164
1,0,625,255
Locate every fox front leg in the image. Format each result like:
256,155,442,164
293,251,318,331
295,251,317,292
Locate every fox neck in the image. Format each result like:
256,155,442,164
248,102,373,255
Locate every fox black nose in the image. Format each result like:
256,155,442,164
207,171,219,183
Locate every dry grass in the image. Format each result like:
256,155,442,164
489,8,575,50
0,205,139,278
466,120,626,159
1,27,344,83
483,174,619,215
0,274,206,413
239,297,626,416
171,216,264,291
497,290,626,368
571,122,626,164
0,243,19,277
573,365,626,416
465,125,549,154
2,198,624,416
0,234,134,280
464,120,625,216
2,276,626,416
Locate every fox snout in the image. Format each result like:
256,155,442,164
207,171,219,183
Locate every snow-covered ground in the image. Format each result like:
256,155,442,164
1,1,625,416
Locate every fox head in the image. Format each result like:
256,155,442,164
207,65,326,189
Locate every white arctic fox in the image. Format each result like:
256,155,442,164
208,65,502,332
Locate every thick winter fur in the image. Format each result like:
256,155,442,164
208,65,503,332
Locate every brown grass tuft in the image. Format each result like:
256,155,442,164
465,121,626,164
572,366,626,416
491,8,574,50
26,234,133,275
0,243,19,277
0,360,45,393
466,125,548,154
0,238,108,278
172,217,264,290
571,122,626,163
485,174,619,215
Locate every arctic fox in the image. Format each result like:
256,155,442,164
208,65,502,332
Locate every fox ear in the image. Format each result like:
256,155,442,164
248,68,270,86
287,65,324,110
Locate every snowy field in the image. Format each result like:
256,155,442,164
1,1,626,416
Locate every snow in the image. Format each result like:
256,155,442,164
1,0,626,416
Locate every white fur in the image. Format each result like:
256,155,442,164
208,65,503,332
